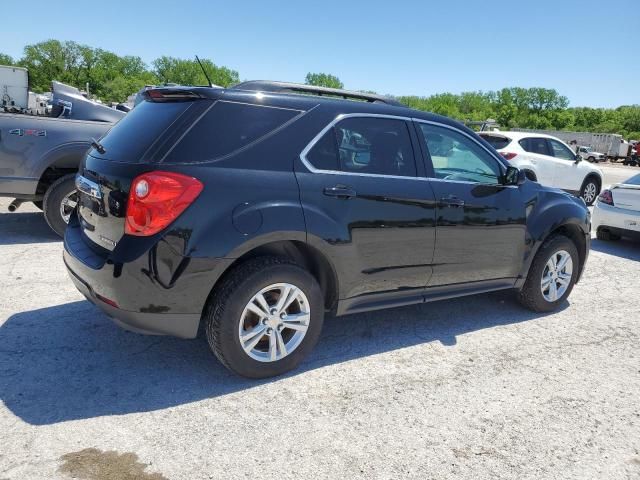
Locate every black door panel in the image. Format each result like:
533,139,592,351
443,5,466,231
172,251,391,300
428,180,526,285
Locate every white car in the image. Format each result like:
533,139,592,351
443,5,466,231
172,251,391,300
479,131,603,205
592,173,640,241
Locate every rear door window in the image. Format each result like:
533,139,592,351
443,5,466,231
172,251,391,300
305,117,417,177
163,101,302,163
519,137,551,156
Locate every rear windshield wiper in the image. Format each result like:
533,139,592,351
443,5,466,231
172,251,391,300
91,138,106,154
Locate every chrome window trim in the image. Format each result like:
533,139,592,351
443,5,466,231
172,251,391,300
299,113,517,188
298,113,427,181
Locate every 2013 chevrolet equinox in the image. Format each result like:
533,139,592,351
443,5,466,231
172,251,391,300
63,81,591,378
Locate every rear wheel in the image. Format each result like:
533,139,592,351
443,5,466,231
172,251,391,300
43,174,78,237
580,177,600,205
518,235,579,312
205,257,324,378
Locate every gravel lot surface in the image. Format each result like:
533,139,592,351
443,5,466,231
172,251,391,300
1,165,639,479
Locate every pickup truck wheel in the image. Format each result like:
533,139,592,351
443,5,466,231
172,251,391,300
580,177,600,205
43,174,78,237
205,256,324,378
517,235,579,313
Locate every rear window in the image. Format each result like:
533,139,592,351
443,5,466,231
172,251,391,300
624,173,640,185
162,101,302,163
480,134,512,150
95,100,196,162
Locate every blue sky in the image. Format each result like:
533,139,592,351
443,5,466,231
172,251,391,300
1,0,636,107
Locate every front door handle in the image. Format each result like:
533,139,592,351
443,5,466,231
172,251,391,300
323,185,356,199
440,195,465,207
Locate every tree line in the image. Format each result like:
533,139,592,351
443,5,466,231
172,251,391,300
2,40,639,140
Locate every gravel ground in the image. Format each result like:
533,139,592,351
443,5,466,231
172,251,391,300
1,166,639,479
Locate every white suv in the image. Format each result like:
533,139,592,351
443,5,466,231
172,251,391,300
479,131,603,205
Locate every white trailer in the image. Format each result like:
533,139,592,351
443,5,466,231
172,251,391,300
0,65,29,112
512,128,631,161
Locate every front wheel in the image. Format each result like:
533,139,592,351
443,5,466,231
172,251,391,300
517,235,579,312
205,257,324,378
43,174,78,237
580,177,599,206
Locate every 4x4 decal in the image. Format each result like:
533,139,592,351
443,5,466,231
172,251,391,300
9,128,47,137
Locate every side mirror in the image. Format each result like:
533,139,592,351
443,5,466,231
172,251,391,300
575,154,583,163
505,166,526,186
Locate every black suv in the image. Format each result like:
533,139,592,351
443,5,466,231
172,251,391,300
64,81,590,378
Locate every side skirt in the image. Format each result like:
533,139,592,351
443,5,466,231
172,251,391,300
336,278,517,316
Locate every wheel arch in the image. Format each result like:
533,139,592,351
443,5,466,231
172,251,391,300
35,142,89,197
204,240,339,318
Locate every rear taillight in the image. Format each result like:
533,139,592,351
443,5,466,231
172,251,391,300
125,171,203,236
500,152,518,161
597,189,614,206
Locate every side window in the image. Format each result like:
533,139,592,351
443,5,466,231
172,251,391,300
335,117,417,176
305,116,417,176
519,137,551,156
418,123,502,184
549,139,576,161
306,129,339,171
163,101,301,163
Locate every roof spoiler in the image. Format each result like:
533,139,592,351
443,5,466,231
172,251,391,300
231,80,403,107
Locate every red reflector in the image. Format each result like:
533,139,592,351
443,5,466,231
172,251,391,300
96,293,119,308
500,152,518,161
598,189,614,206
125,171,203,236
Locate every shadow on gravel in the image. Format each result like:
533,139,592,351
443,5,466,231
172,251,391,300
0,211,59,245
0,294,566,425
590,237,640,262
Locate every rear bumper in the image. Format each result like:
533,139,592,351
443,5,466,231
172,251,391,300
65,263,201,338
0,176,39,198
63,215,233,338
593,201,640,239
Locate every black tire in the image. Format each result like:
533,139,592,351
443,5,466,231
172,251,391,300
205,256,324,378
587,156,596,163
524,170,537,182
596,228,620,241
517,235,579,313
43,174,77,237
580,176,600,206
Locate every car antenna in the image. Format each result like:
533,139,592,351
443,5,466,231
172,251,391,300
195,55,213,88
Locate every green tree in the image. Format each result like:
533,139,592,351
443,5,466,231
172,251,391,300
152,56,239,87
305,72,343,89
0,53,14,65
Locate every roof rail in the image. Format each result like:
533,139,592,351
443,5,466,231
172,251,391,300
231,80,403,107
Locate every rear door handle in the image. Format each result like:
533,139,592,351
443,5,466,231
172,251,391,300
440,195,465,207
323,185,356,199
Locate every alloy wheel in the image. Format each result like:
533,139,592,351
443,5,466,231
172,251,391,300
59,189,78,224
582,182,597,204
540,250,573,302
238,283,310,362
